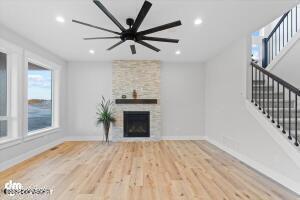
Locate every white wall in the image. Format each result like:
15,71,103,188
66,61,205,140
66,62,112,140
271,37,300,88
0,24,68,169
161,62,205,139
204,37,300,194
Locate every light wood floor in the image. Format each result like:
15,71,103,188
0,141,299,200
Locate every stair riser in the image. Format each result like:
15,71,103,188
271,112,300,118
253,87,274,91
256,102,295,108
253,93,284,98
253,80,265,84
277,123,300,130
290,134,300,141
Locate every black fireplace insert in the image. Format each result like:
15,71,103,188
123,111,150,137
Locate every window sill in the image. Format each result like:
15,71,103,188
0,137,22,150
24,127,61,142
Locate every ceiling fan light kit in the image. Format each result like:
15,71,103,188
73,0,182,54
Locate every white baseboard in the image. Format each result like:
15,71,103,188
161,135,206,140
66,135,206,141
206,137,300,195
0,138,64,172
64,135,103,141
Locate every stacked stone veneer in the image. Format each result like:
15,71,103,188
112,60,161,140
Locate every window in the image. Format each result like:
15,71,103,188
251,31,260,37
0,52,7,138
251,44,260,60
28,62,52,132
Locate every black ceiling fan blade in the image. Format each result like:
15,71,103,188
130,45,136,54
140,36,179,43
84,36,121,40
136,41,160,52
107,40,125,51
137,20,182,35
72,19,121,35
131,1,152,33
93,0,126,32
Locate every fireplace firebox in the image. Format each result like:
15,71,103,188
123,111,150,137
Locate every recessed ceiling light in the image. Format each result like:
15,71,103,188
194,18,203,26
175,50,181,55
89,49,95,54
56,16,65,23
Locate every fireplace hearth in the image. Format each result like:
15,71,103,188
124,111,150,137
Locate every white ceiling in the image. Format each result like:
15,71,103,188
0,0,298,62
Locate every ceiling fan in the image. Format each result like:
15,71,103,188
72,0,182,54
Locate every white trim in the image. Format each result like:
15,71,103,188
0,138,21,150
161,135,206,140
0,48,13,140
65,135,207,141
64,135,102,141
24,128,61,142
0,38,22,55
24,51,60,71
206,137,300,195
245,100,300,168
24,51,61,136
0,138,63,172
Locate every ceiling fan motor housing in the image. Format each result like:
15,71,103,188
126,18,134,27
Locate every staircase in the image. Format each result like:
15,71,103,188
250,3,300,148
251,62,300,147
262,4,300,68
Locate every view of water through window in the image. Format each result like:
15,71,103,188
28,62,52,132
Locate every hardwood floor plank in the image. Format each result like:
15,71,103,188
0,141,299,200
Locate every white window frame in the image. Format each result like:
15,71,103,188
0,39,22,146
24,51,60,140
0,49,10,141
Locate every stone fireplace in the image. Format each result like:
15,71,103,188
112,60,161,140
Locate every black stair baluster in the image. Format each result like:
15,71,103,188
267,75,270,118
255,68,258,106
277,82,280,128
256,71,261,110
278,26,280,52
268,40,271,64
282,17,285,47
272,79,275,123
282,86,286,134
295,94,299,146
275,30,277,56
288,12,290,41
296,6,298,31
291,9,293,38
251,65,254,103
271,36,273,61
263,74,265,114
288,90,292,140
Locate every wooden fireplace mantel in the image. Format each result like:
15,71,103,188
115,99,158,104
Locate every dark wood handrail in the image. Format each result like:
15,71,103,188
251,62,300,95
266,11,290,41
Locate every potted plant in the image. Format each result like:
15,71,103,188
96,96,115,143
